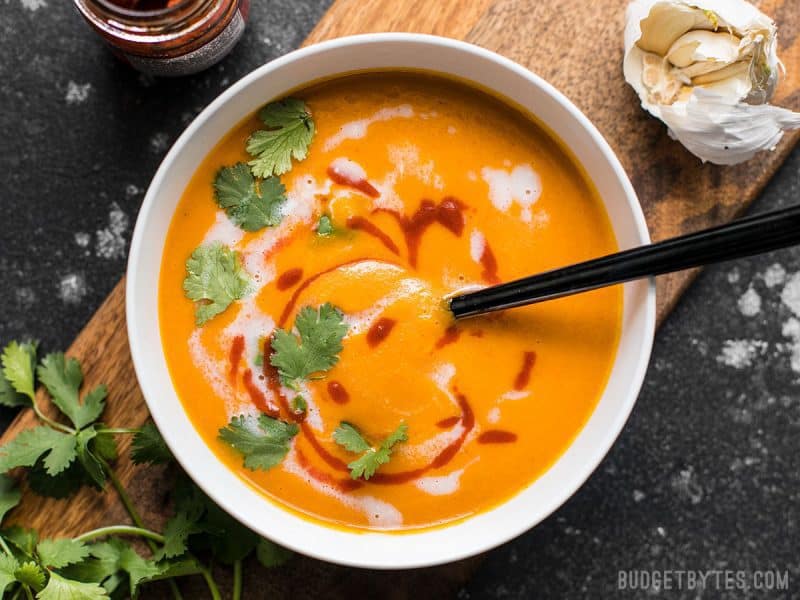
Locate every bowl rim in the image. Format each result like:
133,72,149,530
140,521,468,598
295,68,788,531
127,32,656,569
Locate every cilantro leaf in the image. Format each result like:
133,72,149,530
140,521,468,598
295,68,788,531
0,474,21,524
157,511,201,560
270,304,348,387
218,414,298,471
192,501,259,564
0,553,19,595
246,98,316,178
0,364,30,408
16,561,46,591
89,428,117,463
0,426,76,476
316,214,333,236
74,427,107,489
131,422,172,466
37,353,106,430
37,539,90,569
87,539,161,599
3,526,38,558
37,570,107,600
214,163,287,231
255,538,292,568
332,423,370,453
1,341,38,402
290,395,307,415
335,422,408,480
183,243,251,326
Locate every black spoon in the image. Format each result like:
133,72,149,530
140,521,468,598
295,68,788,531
449,204,800,319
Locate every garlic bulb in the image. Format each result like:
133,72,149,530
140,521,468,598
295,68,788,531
624,0,800,165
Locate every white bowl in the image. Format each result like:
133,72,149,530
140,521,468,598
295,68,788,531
127,33,656,569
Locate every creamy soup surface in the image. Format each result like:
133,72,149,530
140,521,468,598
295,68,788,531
159,72,622,531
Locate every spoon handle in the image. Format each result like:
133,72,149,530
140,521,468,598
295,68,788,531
450,204,800,319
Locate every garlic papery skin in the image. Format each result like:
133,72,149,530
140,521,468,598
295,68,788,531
624,0,800,165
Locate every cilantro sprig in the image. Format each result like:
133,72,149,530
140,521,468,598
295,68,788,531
270,303,348,389
0,344,117,495
0,342,293,600
183,242,251,326
213,163,287,232
333,422,408,480
218,414,298,471
246,98,315,178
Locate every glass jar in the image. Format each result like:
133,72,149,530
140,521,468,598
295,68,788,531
72,0,249,77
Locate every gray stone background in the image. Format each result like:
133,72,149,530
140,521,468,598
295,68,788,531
1,1,798,598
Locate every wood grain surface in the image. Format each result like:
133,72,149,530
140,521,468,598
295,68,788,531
3,0,799,597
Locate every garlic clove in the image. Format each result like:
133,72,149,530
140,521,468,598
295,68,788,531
692,61,749,86
636,2,716,55
624,0,800,165
666,30,742,68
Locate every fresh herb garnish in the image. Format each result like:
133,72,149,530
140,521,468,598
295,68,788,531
131,421,173,466
37,353,107,430
0,348,293,599
315,214,333,236
290,395,307,415
218,414,299,471
0,343,117,493
183,242,250,326
213,163,287,232
333,422,408,480
1,341,37,404
246,98,316,178
269,303,348,389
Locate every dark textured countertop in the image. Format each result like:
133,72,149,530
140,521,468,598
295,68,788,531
1,1,799,598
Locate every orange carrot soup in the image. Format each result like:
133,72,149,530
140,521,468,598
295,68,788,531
159,72,622,531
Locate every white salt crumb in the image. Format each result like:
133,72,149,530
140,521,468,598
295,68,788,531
487,407,501,423
727,267,740,284
716,339,767,369
95,202,129,260
74,232,91,248
737,286,761,317
65,81,92,105
58,273,87,305
781,317,800,375
781,272,800,317
633,489,646,503
125,184,142,198
15,287,36,307
20,0,47,11
656,526,666,537
149,132,169,154
763,263,786,288
670,466,704,504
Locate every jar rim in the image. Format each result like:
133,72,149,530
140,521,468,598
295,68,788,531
91,0,198,20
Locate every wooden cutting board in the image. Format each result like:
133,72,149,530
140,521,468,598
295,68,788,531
5,0,799,597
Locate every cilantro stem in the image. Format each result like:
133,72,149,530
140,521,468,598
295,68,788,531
99,457,184,600
200,565,223,600
31,403,73,434
232,559,242,600
22,586,33,600
9,587,21,600
0,535,12,557
95,427,140,435
74,525,165,544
